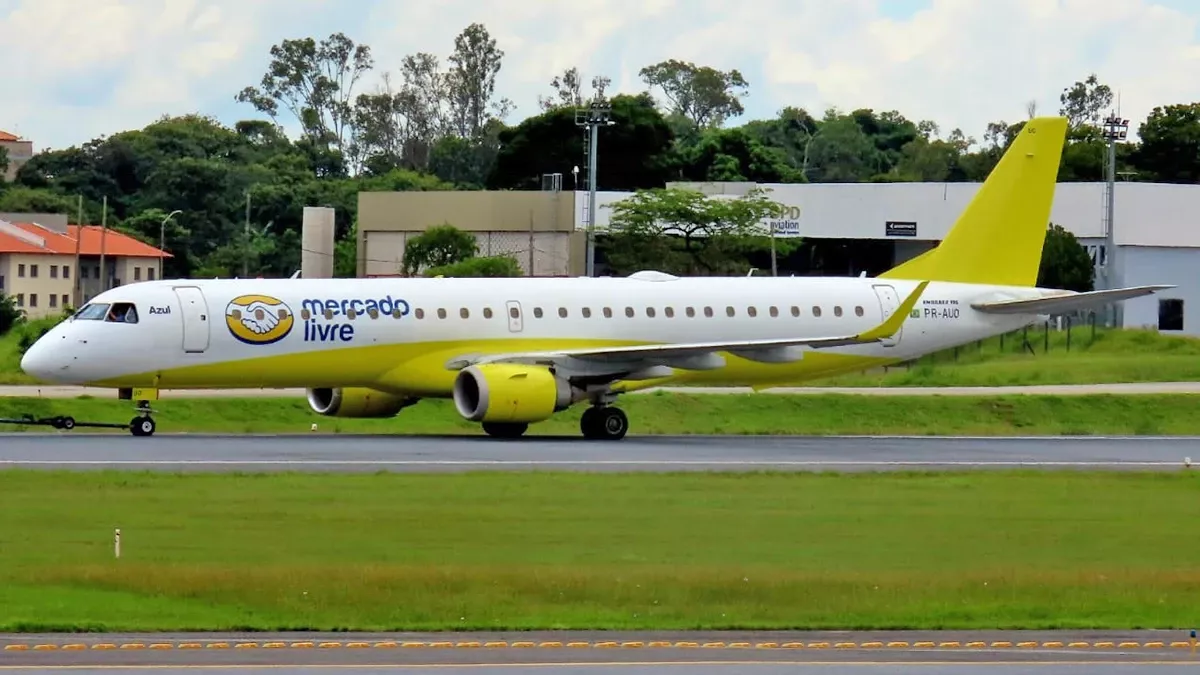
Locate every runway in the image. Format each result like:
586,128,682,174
0,434,1196,472
5,382,1200,399
2,630,1198,672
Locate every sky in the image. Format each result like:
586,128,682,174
3,0,1200,153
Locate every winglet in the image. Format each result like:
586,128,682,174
855,281,929,342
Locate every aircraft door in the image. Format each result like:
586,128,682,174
505,300,523,333
173,286,211,353
871,284,902,347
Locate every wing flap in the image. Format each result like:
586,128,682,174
970,285,1174,315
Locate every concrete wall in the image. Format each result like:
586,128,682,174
356,190,578,277
1,139,34,182
1120,246,1200,335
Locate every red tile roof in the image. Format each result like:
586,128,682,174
0,222,171,258
0,130,20,142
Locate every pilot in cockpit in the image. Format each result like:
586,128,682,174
104,304,139,324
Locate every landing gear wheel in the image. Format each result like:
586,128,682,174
482,421,528,438
581,406,628,440
52,416,75,430
130,416,156,437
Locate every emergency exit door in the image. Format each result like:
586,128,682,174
173,286,211,353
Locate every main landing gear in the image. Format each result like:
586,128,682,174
0,399,157,436
478,405,630,440
580,405,629,441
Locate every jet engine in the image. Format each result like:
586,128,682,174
452,364,584,424
306,387,416,418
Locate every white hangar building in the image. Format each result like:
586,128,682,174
576,181,1199,336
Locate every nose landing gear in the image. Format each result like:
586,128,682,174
130,400,156,437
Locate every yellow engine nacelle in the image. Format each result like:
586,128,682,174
306,387,416,418
452,364,582,424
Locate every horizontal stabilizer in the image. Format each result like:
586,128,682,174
970,285,1175,315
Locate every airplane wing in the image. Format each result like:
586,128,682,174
970,285,1174,315
445,281,929,374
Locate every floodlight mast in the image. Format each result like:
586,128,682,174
575,102,614,277
1101,112,1129,327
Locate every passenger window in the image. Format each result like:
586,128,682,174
415,308,425,319
437,308,447,319
625,307,634,318
105,302,139,324
460,308,469,319
508,306,518,319
855,306,864,316
646,307,656,318
812,306,822,317
834,306,843,317
347,308,358,319
686,307,695,318
747,306,757,317
791,306,800,317
665,307,674,318
725,306,735,317
704,306,713,317
368,308,379,319
603,307,613,318
534,307,544,318
582,307,592,318
769,306,778,317
484,308,494,319
558,307,568,318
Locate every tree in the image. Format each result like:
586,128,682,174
0,292,21,336
675,127,798,182
236,32,374,160
1037,223,1094,293
538,67,611,110
445,23,514,139
1135,102,1200,183
0,146,8,179
401,223,478,275
603,186,787,275
488,93,675,191
426,255,522,277
1059,74,1113,131
639,59,749,129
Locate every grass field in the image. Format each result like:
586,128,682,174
3,392,1200,435
2,470,1199,631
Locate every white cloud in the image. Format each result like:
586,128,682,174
4,0,1200,151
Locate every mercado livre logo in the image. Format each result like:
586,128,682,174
225,294,296,345
300,294,412,343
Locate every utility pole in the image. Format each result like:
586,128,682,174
160,210,181,281
1101,112,1129,328
575,102,614,277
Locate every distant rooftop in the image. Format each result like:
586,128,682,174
0,130,21,142
0,221,171,258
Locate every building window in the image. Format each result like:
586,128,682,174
28,294,36,307
30,264,37,278
16,294,23,306
17,264,24,277
0,275,4,289
49,294,57,308
147,267,154,281
63,266,70,279
50,265,58,278
62,294,69,307
134,267,141,281
1159,298,1184,331
79,266,87,279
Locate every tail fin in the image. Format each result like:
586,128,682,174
879,116,1068,286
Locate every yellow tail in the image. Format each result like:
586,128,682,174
879,116,1068,287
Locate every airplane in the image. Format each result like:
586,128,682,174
19,115,1172,439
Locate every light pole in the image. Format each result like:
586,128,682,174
1101,113,1129,328
160,210,181,281
575,102,614,277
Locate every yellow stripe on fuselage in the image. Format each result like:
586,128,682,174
86,337,896,395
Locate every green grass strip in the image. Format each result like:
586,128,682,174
1,470,1199,631
1,392,1199,435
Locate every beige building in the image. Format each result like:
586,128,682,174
0,216,170,319
355,190,587,277
0,130,33,182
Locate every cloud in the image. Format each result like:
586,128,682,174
4,0,1200,152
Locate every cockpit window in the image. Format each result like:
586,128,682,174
105,302,139,324
74,303,109,321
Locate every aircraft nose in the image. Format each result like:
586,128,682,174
20,333,65,382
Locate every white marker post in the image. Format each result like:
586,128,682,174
114,528,121,559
